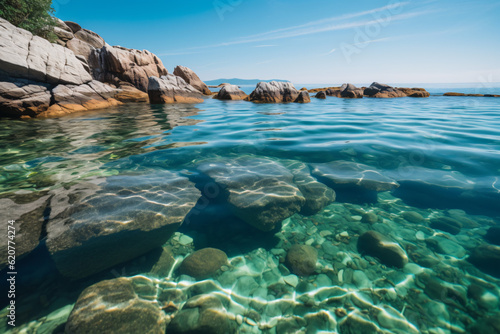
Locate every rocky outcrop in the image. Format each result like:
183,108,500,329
397,87,430,98
340,83,364,98
0,18,92,85
214,84,248,100
285,244,318,276
325,88,342,97
42,80,122,117
357,231,408,268
65,277,167,334
0,80,52,118
247,81,309,103
90,45,168,92
178,248,228,279
197,157,306,231
315,91,327,99
46,171,201,279
295,90,311,103
364,82,406,98
173,65,211,95
148,74,204,104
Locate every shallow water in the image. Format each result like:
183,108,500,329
1,92,500,333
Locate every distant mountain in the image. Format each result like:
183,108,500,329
204,78,290,86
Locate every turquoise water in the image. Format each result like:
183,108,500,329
1,91,500,333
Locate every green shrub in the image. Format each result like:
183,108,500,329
0,0,57,41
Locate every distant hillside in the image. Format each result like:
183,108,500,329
205,78,290,86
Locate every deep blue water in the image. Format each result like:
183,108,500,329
1,89,500,333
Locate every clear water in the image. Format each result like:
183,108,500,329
1,92,500,333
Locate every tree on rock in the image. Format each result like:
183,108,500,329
0,0,56,41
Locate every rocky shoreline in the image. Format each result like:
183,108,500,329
3,18,497,119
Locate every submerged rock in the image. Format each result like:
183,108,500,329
167,294,236,334
46,171,200,279
340,83,364,98
470,314,500,334
361,212,378,224
468,244,500,278
173,65,211,95
214,84,248,100
197,157,305,231
430,216,462,235
65,277,166,334
285,244,318,276
311,161,399,192
364,82,406,98
401,211,424,223
0,192,50,270
357,231,408,268
178,248,228,280
485,227,500,246
247,81,308,103
148,74,204,104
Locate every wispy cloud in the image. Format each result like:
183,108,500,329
254,45,276,48
161,3,433,54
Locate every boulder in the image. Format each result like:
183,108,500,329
74,29,105,49
114,83,149,103
53,27,74,41
430,216,462,235
0,192,50,270
364,82,406,98
295,90,311,103
325,88,341,97
167,295,236,334
468,245,500,278
197,157,305,231
285,244,318,276
65,277,167,334
357,231,408,268
311,161,399,192
64,21,82,34
214,84,247,100
178,248,228,280
0,17,92,85
247,81,304,103
42,80,122,117
173,65,211,95
66,38,95,62
45,171,200,279
401,211,424,223
90,45,168,92
397,87,430,98
340,83,364,98
315,91,327,99
148,74,204,104
0,80,51,118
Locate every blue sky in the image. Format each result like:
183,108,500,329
54,0,500,84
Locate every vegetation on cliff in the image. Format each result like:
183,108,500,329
0,0,56,41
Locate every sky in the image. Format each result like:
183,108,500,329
54,0,500,85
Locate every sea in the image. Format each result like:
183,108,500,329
1,83,500,333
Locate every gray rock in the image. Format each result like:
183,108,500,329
65,277,166,334
315,91,327,99
364,82,406,98
0,192,50,270
148,74,204,104
66,38,95,62
173,65,211,95
53,26,74,41
90,45,168,92
74,28,105,49
0,80,51,117
285,244,318,276
167,294,236,334
325,88,341,97
248,81,305,103
46,171,200,279
64,21,82,34
178,248,228,280
340,83,364,98
214,84,247,100
197,157,305,231
0,18,92,85
357,231,408,268
425,236,467,257
311,161,399,192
